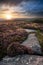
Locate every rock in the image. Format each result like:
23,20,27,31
0,55,43,65
32,45,42,55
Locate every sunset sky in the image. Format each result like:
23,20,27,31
0,0,43,19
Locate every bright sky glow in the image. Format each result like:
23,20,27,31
0,0,43,19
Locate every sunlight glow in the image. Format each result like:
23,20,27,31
5,14,12,20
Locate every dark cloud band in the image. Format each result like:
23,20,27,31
0,0,41,5
0,0,29,5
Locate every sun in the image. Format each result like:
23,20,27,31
5,14,12,20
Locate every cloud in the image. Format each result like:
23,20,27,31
0,0,42,5
0,0,29,5
19,0,43,17
0,0,43,18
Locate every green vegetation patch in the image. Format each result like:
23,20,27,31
36,30,43,52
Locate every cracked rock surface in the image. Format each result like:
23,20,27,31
0,55,43,65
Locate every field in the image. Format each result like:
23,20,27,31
0,19,43,60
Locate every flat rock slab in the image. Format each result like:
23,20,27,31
22,33,40,47
24,29,36,33
0,55,43,65
22,33,42,54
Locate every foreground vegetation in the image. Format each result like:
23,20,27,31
36,30,43,52
0,19,43,60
